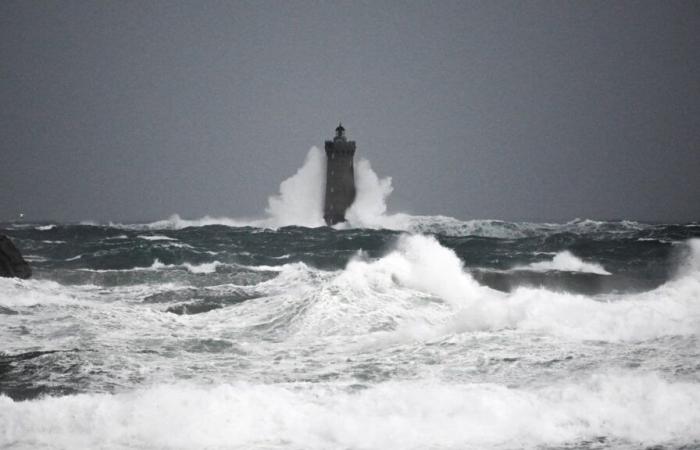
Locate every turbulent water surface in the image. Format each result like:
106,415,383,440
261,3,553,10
1,217,700,449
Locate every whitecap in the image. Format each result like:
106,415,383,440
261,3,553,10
515,251,611,275
137,235,178,241
1,374,698,449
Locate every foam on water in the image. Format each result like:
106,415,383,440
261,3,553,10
0,278,90,308
181,261,224,274
136,235,177,241
75,259,227,274
256,236,700,342
2,373,698,450
4,145,698,450
2,230,699,449
123,214,251,230
516,250,611,275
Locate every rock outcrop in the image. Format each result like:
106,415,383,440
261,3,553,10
0,235,32,279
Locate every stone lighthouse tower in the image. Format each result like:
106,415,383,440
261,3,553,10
323,123,356,225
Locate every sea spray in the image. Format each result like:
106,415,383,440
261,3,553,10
123,147,405,230
345,158,400,229
2,374,699,449
515,250,611,275
264,147,405,229
2,222,700,450
302,234,700,341
105,149,658,236
264,147,326,228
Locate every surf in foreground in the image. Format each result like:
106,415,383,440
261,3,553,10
1,218,699,449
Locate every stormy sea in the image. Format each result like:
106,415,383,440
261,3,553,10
2,148,699,449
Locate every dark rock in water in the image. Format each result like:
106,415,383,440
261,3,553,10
0,235,32,279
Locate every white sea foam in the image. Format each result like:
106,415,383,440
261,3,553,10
515,250,611,275
125,215,251,230
147,260,225,274
106,234,128,240
76,259,226,274
0,278,87,307
343,159,411,229
137,234,177,241
268,236,700,342
182,261,223,274
35,224,56,231
261,148,411,229
1,373,698,449
264,146,326,228
22,255,47,262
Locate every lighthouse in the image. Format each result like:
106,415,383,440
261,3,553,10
323,123,356,225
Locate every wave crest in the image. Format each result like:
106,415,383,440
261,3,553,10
2,373,699,449
262,236,700,342
516,250,611,275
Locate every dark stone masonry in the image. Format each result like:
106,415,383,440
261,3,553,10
323,123,356,226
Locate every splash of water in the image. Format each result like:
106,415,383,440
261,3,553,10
515,251,611,275
263,147,327,228
3,374,700,449
278,235,700,342
263,147,407,229
118,148,649,234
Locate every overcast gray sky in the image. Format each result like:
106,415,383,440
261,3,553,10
1,0,699,223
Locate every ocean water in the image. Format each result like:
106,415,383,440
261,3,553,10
2,149,700,449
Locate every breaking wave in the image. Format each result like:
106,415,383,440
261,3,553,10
78,259,227,274
4,145,699,450
0,278,92,308
136,235,178,241
255,236,700,342
2,373,699,450
515,250,611,275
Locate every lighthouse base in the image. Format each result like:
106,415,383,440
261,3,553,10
324,213,347,226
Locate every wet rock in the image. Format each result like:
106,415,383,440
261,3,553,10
0,235,32,279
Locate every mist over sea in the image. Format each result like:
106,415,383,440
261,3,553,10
2,148,700,449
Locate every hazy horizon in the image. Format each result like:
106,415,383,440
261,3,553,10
2,1,699,224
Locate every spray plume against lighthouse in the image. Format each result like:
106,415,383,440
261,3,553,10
323,123,356,225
